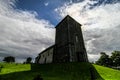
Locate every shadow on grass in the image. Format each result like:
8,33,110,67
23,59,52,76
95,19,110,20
89,64,104,80
0,62,104,80
0,70,43,80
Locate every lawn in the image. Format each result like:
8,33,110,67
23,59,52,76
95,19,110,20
93,64,120,80
0,62,120,80
0,63,30,75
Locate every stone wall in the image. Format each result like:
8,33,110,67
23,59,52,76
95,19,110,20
54,17,70,62
38,46,54,64
54,15,88,62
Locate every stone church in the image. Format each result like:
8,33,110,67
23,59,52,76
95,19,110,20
35,15,88,64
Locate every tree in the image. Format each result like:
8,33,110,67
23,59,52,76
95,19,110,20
111,51,120,66
3,56,15,63
0,65,4,72
25,57,32,64
96,52,112,66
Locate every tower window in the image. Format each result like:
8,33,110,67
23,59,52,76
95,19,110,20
76,36,79,43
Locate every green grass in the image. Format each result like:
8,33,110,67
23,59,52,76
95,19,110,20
0,62,120,80
93,64,120,80
0,63,30,75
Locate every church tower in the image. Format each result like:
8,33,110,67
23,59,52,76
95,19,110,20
53,15,88,62
35,15,88,64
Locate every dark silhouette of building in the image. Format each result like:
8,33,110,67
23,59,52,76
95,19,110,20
35,15,88,64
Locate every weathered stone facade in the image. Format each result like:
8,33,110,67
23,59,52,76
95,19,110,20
35,45,54,64
35,15,88,64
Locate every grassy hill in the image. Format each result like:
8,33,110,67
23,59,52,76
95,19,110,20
94,65,120,80
0,62,120,80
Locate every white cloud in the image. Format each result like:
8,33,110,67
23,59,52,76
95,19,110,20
0,0,55,62
88,54,100,62
44,2,49,6
55,0,120,61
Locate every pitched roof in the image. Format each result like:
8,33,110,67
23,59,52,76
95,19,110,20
55,15,82,28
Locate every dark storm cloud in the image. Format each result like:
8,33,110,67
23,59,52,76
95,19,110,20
0,52,11,57
84,25,120,55
22,38,54,46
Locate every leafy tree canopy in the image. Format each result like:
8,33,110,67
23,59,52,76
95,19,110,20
25,57,32,64
3,56,15,63
96,52,112,66
111,51,120,66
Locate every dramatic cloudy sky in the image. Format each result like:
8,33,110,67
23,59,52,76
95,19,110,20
0,0,120,62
